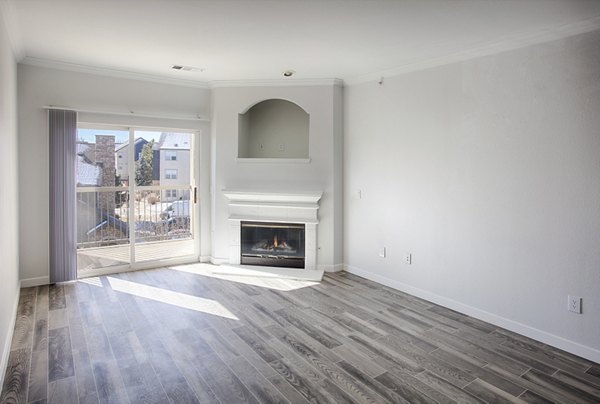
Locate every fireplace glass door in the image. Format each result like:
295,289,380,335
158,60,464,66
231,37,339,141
241,222,305,268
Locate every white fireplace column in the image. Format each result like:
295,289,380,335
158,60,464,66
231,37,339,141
223,190,322,273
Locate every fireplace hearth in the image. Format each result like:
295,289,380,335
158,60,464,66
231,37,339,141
241,222,305,268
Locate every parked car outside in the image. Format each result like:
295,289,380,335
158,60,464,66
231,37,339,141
161,200,190,219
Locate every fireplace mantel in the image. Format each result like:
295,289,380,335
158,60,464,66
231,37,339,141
222,189,322,205
223,189,323,279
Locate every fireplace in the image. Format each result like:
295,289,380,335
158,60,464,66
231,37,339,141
240,222,305,268
223,190,321,273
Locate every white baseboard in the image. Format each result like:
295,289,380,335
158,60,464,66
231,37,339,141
0,281,21,390
344,264,600,364
319,263,344,273
20,275,49,288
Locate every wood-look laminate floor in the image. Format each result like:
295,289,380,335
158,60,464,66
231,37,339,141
2,264,599,404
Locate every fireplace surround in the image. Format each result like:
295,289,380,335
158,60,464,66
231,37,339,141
223,189,322,276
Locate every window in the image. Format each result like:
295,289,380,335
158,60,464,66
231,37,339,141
165,151,177,161
165,169,177,179
166,189,177,199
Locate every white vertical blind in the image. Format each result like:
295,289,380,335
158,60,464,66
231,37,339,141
49,109,77,283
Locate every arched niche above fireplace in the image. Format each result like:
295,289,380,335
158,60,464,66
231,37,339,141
238,99,309,159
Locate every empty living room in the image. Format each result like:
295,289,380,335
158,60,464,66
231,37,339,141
1,0,600,403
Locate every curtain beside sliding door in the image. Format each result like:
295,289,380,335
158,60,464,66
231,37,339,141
49,109,77,283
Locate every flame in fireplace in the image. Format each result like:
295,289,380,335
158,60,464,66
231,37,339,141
273,234,278,248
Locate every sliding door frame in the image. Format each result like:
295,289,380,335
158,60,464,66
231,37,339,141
76,122,201,278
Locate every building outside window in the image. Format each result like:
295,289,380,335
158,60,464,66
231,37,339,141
159,133,191,203
165,169,177,179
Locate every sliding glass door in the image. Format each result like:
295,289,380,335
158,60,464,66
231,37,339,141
76,126,198,276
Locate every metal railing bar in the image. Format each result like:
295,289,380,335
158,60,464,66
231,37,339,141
76,185,190,193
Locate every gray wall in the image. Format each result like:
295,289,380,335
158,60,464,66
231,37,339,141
17,65,212,283
0,8,20,386
344,30,600,361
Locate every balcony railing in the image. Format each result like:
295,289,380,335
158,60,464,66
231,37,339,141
76,185,192,249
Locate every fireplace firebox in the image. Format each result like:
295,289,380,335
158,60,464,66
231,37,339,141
241,222,305,268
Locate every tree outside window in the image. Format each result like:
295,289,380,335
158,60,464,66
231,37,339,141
135,140,154,186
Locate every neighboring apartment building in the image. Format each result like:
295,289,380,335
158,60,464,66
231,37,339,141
159,133,191,201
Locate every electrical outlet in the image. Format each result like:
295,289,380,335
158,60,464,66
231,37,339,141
279,143,285,151
568,295,582,314
379,247,386,258
404,253,412,265
259,143,264,150
356,190,362,199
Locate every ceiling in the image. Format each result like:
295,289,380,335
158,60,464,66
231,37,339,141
4,0,600,85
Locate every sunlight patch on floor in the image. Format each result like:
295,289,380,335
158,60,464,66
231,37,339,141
169,263,320,291
106,276,239,320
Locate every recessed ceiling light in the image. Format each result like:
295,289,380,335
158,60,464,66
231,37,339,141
283,70,295,77
171,64,205,72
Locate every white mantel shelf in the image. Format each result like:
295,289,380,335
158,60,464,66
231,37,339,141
228,215,318,224
223,189,322,204
228,201,318,210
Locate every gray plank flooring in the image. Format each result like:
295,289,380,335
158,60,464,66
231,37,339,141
1,266,600,403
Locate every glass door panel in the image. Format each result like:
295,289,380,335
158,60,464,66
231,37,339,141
132,130,196,263
76,127,131,273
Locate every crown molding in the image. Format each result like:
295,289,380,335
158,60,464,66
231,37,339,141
0,0,24,60
345,16,600,86
209,78,343,88
19,56,343,89
20,56,211,89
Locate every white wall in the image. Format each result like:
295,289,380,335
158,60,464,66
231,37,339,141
344,30,600,361
0,7,20,386
18,64,212,283
211,85,343,270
